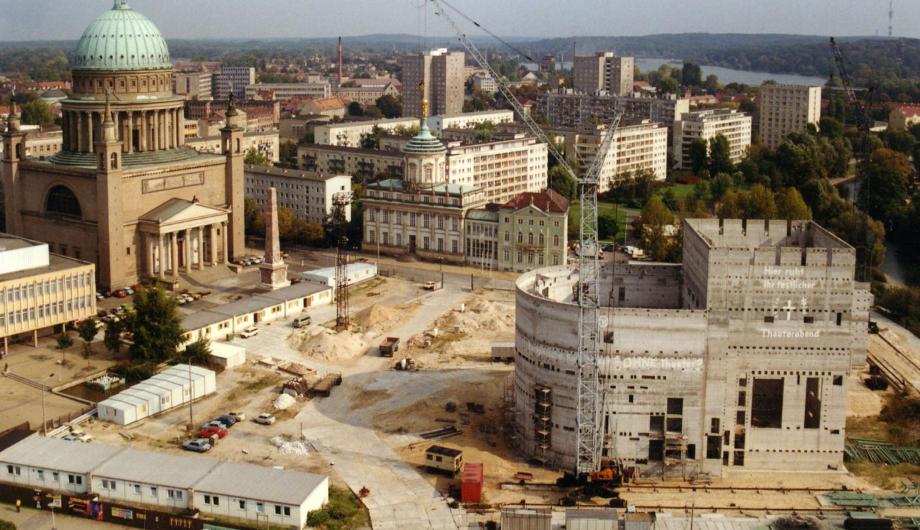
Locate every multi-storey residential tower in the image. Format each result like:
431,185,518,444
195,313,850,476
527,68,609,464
401,49,465,118
673,109,752,170
573,52,634,96
759,84,822,149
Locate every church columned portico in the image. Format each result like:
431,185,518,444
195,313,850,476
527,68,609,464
138,199,229,280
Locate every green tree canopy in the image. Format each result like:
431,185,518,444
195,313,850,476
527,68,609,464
688,137,708,175
244,148,269,166
375,94,402,118
681,62,703,87
598,212,619,241
128,287,183,364
78,319,97,359
635,195,677,262
20,99,53,127
859,148,912,223
548,165,577,201
775,187,813,221
709,134,734,175
743,184,777,219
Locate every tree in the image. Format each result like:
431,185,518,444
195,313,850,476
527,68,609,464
77,319,97,361
128,287,183,364
548,165,577,201
598,212,619,241
181,338,212,365
661,188,678,211
244,197,265,236
279,142,298,168
364,105,383,119
635,195,676,262
347,101,364,116
743,184,777,219
277,207,297,240
688,138,708,175
681,62,703,87
0,520,16,530
104,320,124,354
56,333,73,364
775,187,812,220
718,190,744,219
818,117,844,138
375,94,402,118
20,99,53,127
244,148,269,166
708,134,733,174
703,74,721,93
859,148,912,223
710,172,733,201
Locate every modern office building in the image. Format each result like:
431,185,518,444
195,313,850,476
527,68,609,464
759,84,822,149
0,233,96,351
1,1,246,290
673,109,752,170
428,110,514,136
401,49,465,118
573,52,635,96
299,144,405,183
173,72,213,100
245,165,352,224
212,67,255,101
245,82,332,102
313,117,418,147
445,134,548,204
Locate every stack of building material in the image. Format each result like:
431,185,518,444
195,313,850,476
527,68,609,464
845,438,920,465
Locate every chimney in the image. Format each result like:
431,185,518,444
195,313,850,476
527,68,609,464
338,36,344,87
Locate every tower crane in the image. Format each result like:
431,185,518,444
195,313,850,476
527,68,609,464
429,0,621,476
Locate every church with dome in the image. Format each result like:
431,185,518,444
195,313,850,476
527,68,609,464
1,0,245,290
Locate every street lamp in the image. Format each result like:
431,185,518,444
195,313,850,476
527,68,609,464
439,258,444,289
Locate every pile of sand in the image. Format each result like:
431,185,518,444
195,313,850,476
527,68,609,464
351,304,403,332
273,393,296,410
288,326,375,360
435,298,514,335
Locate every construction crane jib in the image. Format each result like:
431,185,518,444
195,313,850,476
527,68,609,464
430,0,620,475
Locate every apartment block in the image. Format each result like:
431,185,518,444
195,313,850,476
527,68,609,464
445,134,548,204
245,82,332,102
212,67,255,100
673,109,752,170
0,233,96,350
540,90,689,131
428,109,514,136
573,52,635,96
313,117,418,147
552,120,669,192
401,49,465,118
174,72,213,101
298,144,405,183
244,165,352,225
759,84,821,149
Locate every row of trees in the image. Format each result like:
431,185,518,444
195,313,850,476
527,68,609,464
244,197,325,245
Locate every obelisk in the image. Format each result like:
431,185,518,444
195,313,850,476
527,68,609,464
258,187,290,291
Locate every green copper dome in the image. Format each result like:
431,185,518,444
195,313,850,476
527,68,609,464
73,1,171,72
403,120,446,154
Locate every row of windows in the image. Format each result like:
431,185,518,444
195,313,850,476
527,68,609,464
7,465,83,485
202,494,291,516
3,273,93,302
0,297,92,327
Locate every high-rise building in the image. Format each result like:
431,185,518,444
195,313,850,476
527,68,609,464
1,2,246,289
573,52,634,96
673,109,752,170
540,90,690,131
401,49,465,118
759,84,822,149
212,67,255,101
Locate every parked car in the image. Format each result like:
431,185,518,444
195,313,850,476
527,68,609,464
254,412,276,425
96,292,105,301
239,327,259,338
197,425,228,439
201,420,229,430
227,411,246,422
62,434,78,442
292,314,312,328
182,438,212,453
216,415,237,427
113,289,129,298
69,428,93,443
124,287,134,296
423,281,437,290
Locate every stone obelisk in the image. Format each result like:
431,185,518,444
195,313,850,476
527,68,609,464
258,187,290,291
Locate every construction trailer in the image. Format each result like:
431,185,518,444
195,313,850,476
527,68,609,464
566,508,618,530
501,507,552,530
97,364,217,426
490,341,515,362
624,512,655,530
208,341,246,369
424,445,463,475
301,262,378,288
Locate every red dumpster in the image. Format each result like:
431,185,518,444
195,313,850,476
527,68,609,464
461,463,483,503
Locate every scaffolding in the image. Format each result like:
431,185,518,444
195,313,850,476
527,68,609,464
533,384,553,464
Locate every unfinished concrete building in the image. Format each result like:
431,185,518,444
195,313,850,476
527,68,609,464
512,219,871,476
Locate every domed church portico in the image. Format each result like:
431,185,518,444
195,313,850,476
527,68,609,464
1,1,246,290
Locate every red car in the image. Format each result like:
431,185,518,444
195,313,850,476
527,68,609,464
113,289,129,298
197,425,228,439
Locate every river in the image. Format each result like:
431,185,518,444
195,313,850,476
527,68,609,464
530,58,827,86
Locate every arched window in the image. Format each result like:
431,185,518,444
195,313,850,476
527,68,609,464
110,153,118,170
46,186,82,219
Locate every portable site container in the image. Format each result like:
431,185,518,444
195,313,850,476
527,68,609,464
97,397,140,425
143,379,184,409
130,382,174,413
460,463,483,503
566,508,618,530
120,387,163,415
425,445,463,475
161,364,216,397
501,507,552,530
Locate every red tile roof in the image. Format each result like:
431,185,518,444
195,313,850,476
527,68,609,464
502,188,569,214
891,104,920,117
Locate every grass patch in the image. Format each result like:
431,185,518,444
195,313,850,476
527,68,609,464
847,461,920,490
307,486,370,530
570,201,640,243
245,373,281,392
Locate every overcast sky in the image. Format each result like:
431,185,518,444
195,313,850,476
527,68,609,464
0,0,916,41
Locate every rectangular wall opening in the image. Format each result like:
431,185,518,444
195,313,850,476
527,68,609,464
706,436,721,459
666,417,683,433
648,440,663,461
751,378,784,428
804,377,821,429
667,398,684,415
649,415,664,433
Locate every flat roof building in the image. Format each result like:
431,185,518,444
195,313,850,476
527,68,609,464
673,109,752,170
245,165,352,225
401,49,465,118
759,84,821,149
574,52,634,96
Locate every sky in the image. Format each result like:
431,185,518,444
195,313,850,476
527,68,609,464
0,0,917,42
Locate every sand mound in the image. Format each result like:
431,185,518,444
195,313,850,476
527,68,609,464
273,393,296,410
351,304,403,332
436,298,514,334
288,326,376,360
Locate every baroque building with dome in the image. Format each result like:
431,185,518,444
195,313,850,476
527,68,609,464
1,0,245,290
